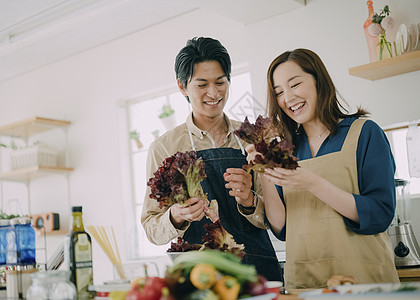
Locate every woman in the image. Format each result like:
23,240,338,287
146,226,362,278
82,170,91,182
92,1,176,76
247,48,399,289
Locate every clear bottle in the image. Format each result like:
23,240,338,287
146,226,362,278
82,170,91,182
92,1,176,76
15,216,36,264
64,206,93,299
0,219,10,264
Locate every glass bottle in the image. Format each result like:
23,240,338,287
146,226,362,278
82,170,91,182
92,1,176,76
0,219,10,264
15,216,36,264
64,206,93,299
363,0,379,62
6,218,17,264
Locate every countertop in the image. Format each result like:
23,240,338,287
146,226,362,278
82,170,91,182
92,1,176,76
397,266,420,281
277,294,302,299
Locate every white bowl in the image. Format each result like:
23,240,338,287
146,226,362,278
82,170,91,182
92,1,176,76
166,252,183,262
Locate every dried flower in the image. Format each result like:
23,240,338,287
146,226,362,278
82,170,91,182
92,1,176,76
368,4,394,36
381,16,395,31
368,23,383,37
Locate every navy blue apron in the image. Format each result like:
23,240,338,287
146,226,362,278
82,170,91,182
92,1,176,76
183,129,283,281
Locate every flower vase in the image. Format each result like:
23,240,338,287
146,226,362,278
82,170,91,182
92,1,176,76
364,0,379,62
160,114,176,131
377,35,393,60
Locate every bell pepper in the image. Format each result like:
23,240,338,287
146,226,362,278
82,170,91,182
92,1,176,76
214,275,240,300
125,277,166,300
189,263,217,290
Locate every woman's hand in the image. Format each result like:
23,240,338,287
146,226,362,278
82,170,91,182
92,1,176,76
263,166,317,190
170,197,206,228
264,166,360,223
224,168,254,207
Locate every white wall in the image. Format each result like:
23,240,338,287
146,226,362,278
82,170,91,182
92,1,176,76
0,0,419,284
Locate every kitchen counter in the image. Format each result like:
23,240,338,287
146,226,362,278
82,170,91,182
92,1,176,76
397,266,420,282
277,294,302,299
278,283,420,299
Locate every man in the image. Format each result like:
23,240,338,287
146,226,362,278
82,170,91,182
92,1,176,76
141,37,282,281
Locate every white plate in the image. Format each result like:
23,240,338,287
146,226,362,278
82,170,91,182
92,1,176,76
408,23,419,51
242,293,276,299
396,23,409,55
299,282,420,298
418,23,420,50
166,251,183,262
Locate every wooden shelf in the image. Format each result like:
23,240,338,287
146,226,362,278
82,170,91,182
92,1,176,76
349,50,420,80
0,117,71,138
0,166,73,182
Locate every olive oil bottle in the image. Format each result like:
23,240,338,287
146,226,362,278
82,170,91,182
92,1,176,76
64,206,93,299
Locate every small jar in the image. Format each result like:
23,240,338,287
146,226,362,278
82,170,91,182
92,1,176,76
26,271,49,300
14,216,36,264
26,270,76,300
0,219,10,264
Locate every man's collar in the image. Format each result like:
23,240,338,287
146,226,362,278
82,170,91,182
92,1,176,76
186,112,234,138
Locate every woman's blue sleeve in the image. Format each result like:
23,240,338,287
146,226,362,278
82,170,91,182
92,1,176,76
344,120,396,234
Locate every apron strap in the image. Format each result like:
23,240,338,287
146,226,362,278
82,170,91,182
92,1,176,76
341,118,367,153
230,124,245,155
188,127,196,151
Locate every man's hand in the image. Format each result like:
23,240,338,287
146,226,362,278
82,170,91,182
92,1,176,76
170,197,206,228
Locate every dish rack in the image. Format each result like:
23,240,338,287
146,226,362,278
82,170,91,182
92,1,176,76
10,144,58,170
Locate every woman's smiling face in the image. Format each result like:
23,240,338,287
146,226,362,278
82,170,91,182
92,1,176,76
273,60,318,126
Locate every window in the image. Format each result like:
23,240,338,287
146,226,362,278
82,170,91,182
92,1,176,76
123,71,259,259
385,120,420,196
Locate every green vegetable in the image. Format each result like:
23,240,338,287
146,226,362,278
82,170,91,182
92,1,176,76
0,211,24,219
168,250,257,283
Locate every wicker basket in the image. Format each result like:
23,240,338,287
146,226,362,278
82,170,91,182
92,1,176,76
10,145,58,170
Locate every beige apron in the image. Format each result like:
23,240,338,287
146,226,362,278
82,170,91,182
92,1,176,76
283,119,399,289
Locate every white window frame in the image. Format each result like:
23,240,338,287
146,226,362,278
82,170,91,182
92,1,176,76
384,120,420,198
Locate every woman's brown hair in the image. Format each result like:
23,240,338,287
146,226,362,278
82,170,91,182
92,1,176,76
266,48,368,141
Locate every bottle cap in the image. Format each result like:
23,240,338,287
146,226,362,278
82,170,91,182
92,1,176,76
72,206,82,212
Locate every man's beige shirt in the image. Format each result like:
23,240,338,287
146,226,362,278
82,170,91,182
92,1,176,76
141,113,267,245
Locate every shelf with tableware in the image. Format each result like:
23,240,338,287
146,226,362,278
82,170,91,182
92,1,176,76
0,117,73,237
349,49,420,80
0,117,73,182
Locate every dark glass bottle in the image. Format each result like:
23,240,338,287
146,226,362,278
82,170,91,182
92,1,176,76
65,206,93,299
